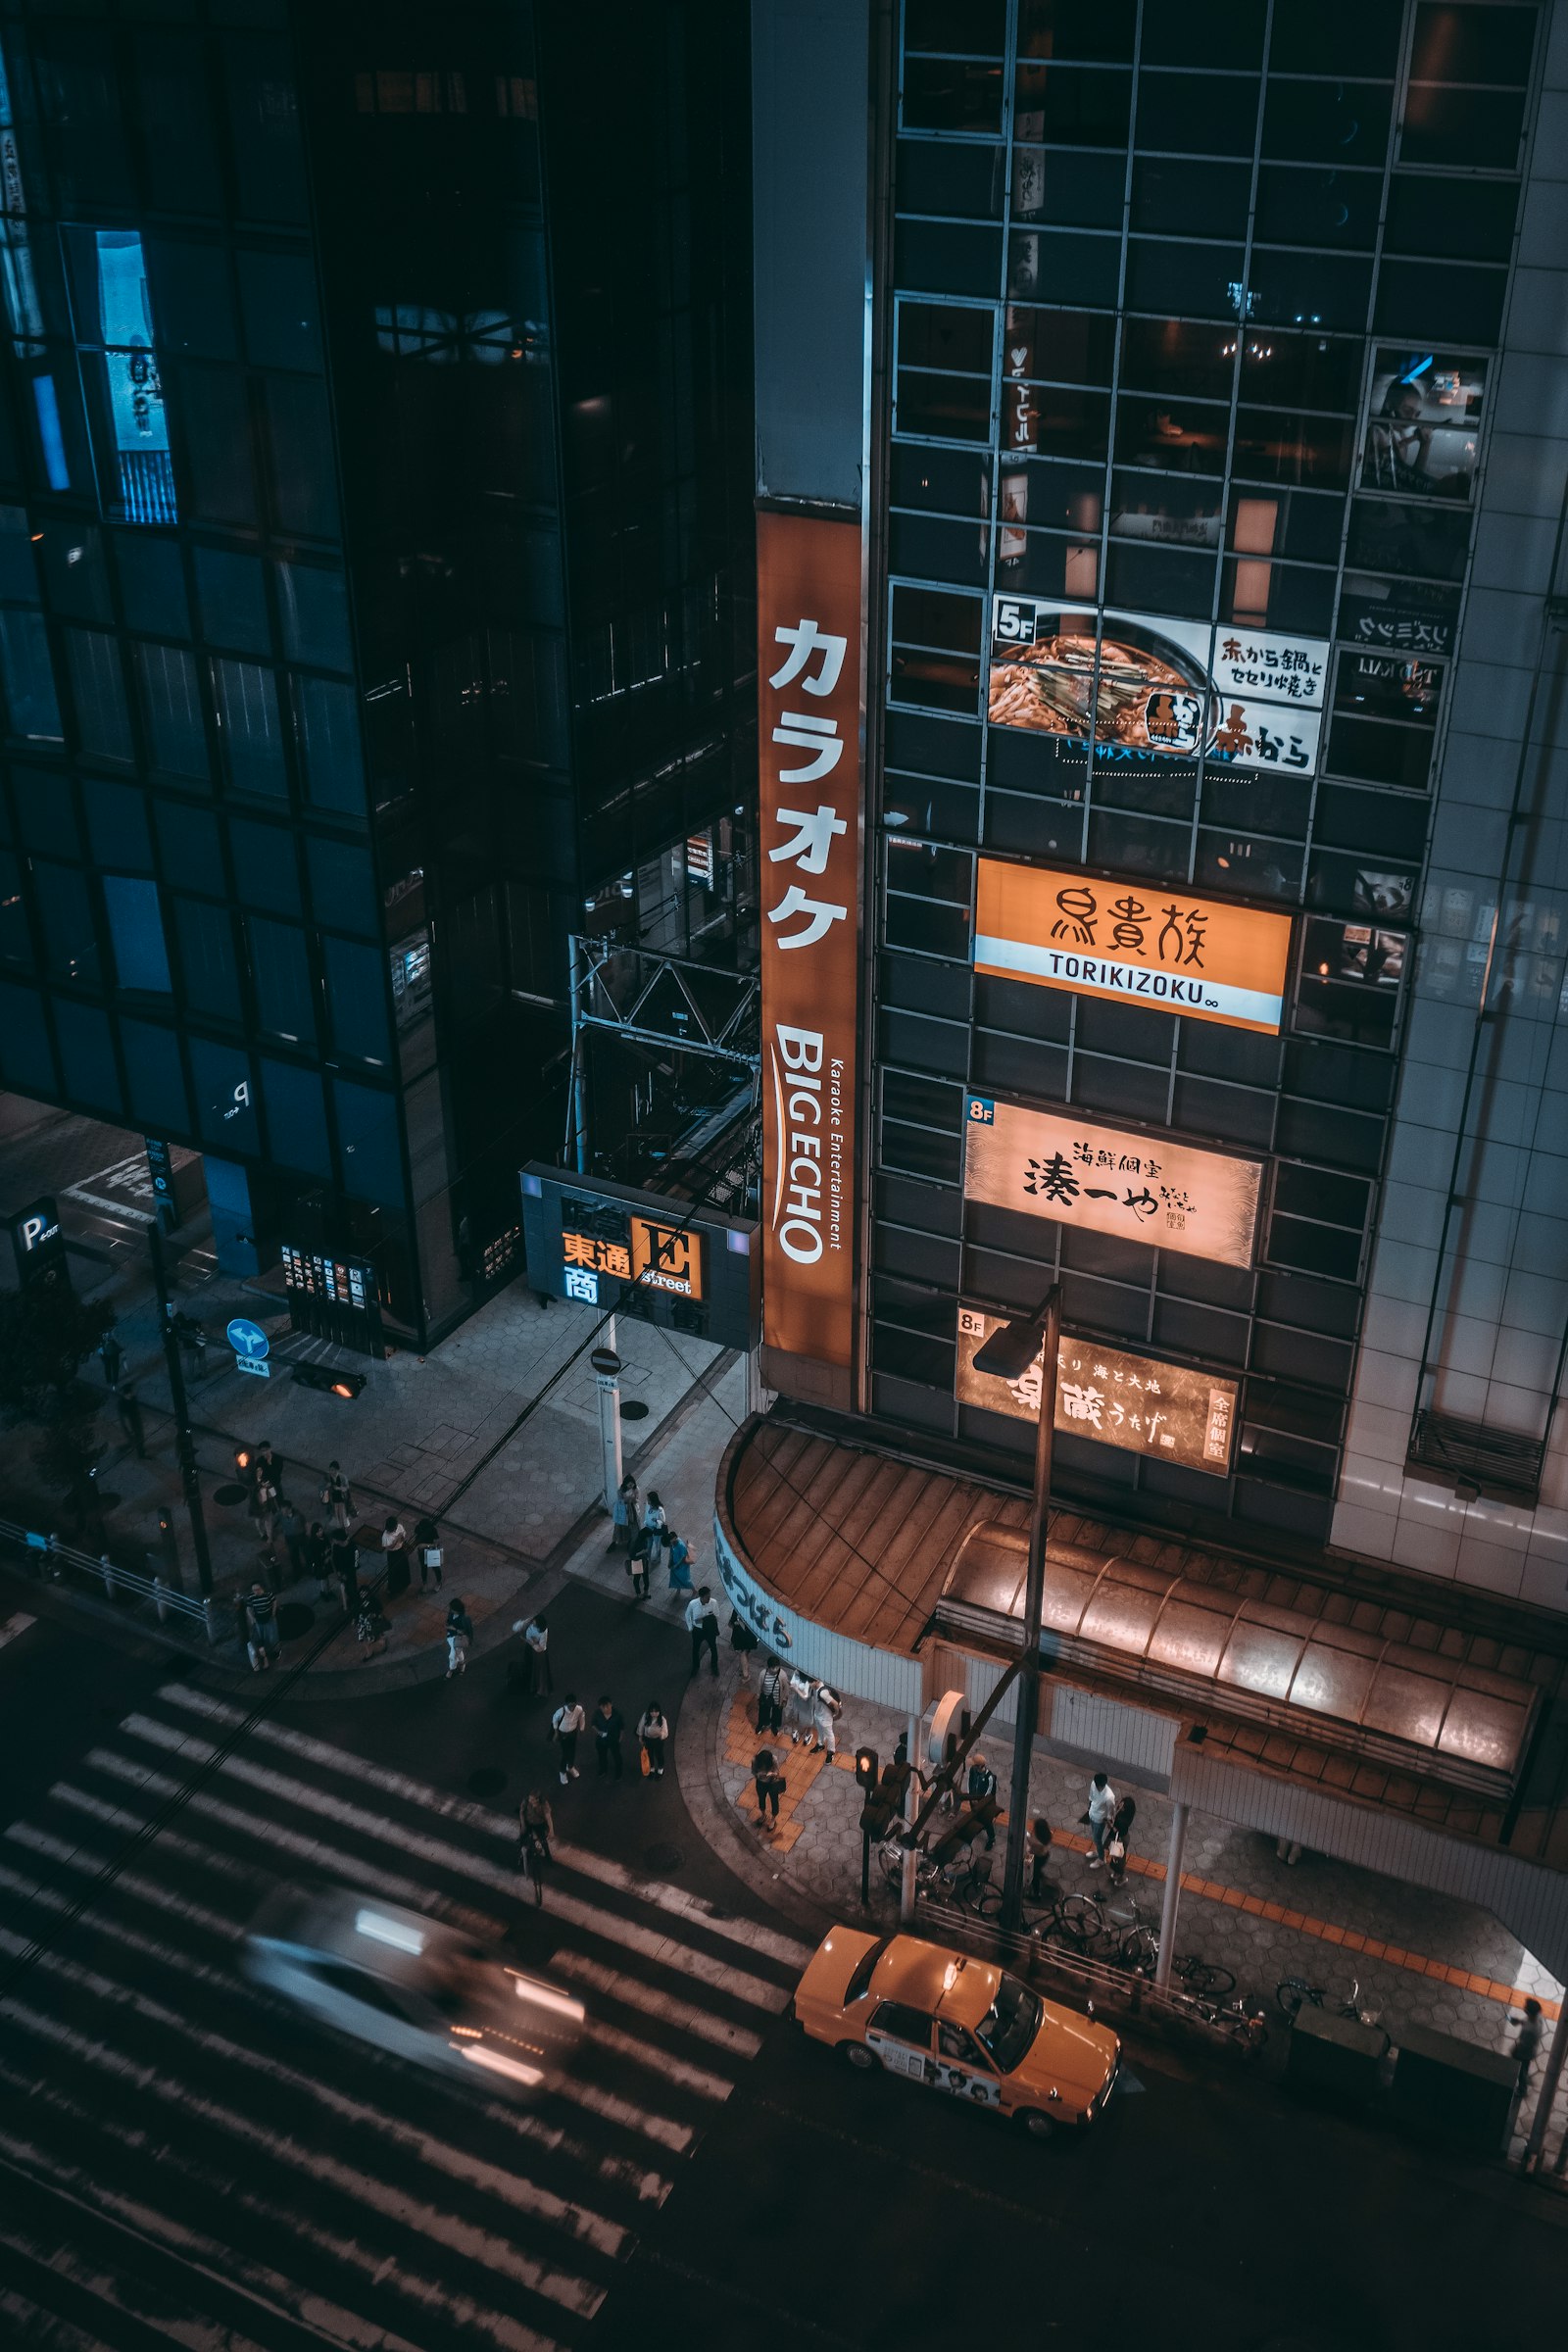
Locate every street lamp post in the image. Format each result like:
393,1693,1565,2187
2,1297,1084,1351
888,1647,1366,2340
973,1283,1061,1936
589,1332,624,1517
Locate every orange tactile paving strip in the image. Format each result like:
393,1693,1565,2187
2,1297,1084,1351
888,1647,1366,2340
721,1694,1559,2020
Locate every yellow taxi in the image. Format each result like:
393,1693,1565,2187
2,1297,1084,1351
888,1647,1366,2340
794,1929,1119,2137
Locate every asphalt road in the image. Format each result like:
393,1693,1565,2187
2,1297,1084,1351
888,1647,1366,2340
0,1567,1563,2352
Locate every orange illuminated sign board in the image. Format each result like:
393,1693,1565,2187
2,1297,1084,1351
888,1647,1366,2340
956,1308,1238,1477
631,1215,702,1300
963,1095,1261,1270
975,859,1293,1036
758,510,862,1380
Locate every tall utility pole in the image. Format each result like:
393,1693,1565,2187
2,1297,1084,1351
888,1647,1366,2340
147,1223,214,1596
973,1284,1061,1935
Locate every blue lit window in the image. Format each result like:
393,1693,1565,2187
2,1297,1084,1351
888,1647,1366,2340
65,228,177,526
103,874,172,994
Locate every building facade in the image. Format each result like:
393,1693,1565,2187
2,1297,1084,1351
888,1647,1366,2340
754,0,1568,1615
0,0,754,1347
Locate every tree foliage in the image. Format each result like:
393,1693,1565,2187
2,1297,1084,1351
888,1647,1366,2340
0,1282,116,1422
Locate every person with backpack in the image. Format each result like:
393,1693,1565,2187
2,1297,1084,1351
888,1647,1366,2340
444,1596,472,1678
808,1680,843,1760
355,1590,390,1659
757,1653,789,1738
752,1748,786,1833
517,1789,555,1904
729,1605,760,1684
964,1751,1000,1851
552,1692,586,1783
637,1701,669,1779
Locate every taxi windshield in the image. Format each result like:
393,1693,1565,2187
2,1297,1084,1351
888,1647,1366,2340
974,1975,1042,2073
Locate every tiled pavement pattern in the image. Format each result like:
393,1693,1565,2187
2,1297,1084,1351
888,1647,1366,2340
718,1689,839,1851
710,1672,1568,2160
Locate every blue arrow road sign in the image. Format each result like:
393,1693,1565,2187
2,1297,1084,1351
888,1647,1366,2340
226,1317,270,1361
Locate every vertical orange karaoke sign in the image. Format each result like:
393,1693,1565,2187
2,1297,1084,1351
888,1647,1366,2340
757,510,862,1386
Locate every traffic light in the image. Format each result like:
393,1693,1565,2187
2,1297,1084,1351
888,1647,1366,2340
291,1362,366,1398
854,1745,879,1793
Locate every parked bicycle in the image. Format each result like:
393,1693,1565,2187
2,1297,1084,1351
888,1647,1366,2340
876,1832,997,1917
1097,1889,1237,1993
1276,1975,1381,2027
1172,1986,1270,2053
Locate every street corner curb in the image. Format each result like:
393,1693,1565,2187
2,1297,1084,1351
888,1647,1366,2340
672,1662,837,1944
274,1567,540,1703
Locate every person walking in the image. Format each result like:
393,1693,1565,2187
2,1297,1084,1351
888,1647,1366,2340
331,1526,359,1617
304,1518,333,1600
444,1596,472,1676
608,1473,638,1556
808,1679,843,1760
637,1701,669,1778
1026,1814,1055,1901
512,1612,553,1694
380,1513,411,1599
627,1518,655,1603
641,1491,667,1579
355,1590,390,1658
1084,1771,1118,1868
320,1459,354,1533
276,1495,305,1585
552,1692,586,1783
253,1440,278,1488
752,1748,785,1833
244,1582,278,1672
99,1330,122,1390
592,1695,625,1780
964,1751,999,1850
415,1515,443,1591
729,1606,760,1684
1511,1998,1545,2104
517,1789,555,1904
115,1379,145,1459
785,1666,816,1746
250,1470,281,1585
757,1653,789,1738
1105,1795,1138,1889
665,1530,695,1594
684,1586,720,1679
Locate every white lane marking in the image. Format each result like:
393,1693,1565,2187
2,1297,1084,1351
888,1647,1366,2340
0,1611,36,1654
0,2226,282,2352
113,1716,789,2013
42,1779,504,1943
7,1822,241,1944
0,2283,118,2352
0,1981,627,2272
0,2133,443,2352
156,1685,813,1968
0,1832,693,2164
582,2020,731,2103
550,1951,761,2058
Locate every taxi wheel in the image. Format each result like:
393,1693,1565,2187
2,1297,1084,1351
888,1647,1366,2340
840,2040,876,2072
1015,2106,1055,2140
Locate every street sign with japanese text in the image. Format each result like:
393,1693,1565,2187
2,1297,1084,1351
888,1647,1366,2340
962,1095,1262,1269
956,1307,1239,1477
975,860,1293,1037
757,508,862,1398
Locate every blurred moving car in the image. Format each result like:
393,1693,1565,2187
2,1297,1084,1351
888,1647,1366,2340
241,1885,583,2094
794,1929,1119,2136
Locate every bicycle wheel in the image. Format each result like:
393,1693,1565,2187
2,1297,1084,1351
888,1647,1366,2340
1119,1927,1158,1975
1275,1977,1318,2021
1050,1893,1107,1954
1179,1957,1236,1998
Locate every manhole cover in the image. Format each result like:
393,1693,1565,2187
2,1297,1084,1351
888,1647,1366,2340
619,1400,650,1422
468,1767,507,1799
644,1843,682,1873
214,1483,249,1506
276,1601,316,1641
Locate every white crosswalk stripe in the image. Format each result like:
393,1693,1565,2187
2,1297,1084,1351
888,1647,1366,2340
0,1685,805,2352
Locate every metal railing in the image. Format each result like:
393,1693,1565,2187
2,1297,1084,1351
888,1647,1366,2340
892,1883,1263,2059
0,1517,224,1643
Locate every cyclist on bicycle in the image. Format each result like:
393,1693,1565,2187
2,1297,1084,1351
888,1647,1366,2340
517,1789,555,1897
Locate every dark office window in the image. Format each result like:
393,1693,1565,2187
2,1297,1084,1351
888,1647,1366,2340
175,364,258,527
906,0,1005,46
237,250,322,372
139,644,210,781
890,583,983,714
259,1055,331,1175
1241,331,1359,417
1014,64,1132,148
1399,88,1527,172
1135,73,1260,159
195,547,271,654
896,137,1008,220
0,611,64,742
102,875,172,994
333,1076,405,1207
0,847,32,968
174,896,241,1021
1268,0,1405,75
307,835,378,935
53,999,122,1114
1007,228,1119,309
1028,385,1112,463
119,1015,188,1132
133,33,224,216
1008,306,1117,387
294,677,364,813
225,38,310,223
1114,396,1229,475
115,534,189,636
1296,916,1405,1046
64,629,133,761
1231,410,1355,493
1383,175,1521,266
1260,81,1393,171
41,528,112,624
214,659,287,799
276,562,353,671
322,934,391,1066
84,777,152,870
156,802,223,894
32,861,100,985
248,915,315,1040
1130,160,1251,242
1016,0,1137,61
264,377,339,538
146,239,239,362
0,509,39,604
1011,148,1126,228
1253,167,1382,254
231,817,302,914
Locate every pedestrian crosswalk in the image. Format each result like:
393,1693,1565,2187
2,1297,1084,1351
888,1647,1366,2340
0,1678,812,2352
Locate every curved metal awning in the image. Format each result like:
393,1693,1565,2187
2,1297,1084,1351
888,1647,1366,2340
940,1522,1540,1802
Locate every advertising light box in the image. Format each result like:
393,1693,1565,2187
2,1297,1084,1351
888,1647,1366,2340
988,595,1326,774
975,859,1293,1036
520,1165,760,1351
956,1307,1239,1477
963,1095,1262,1270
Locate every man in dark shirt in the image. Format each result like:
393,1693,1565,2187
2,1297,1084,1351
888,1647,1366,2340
593,1694,625,1780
